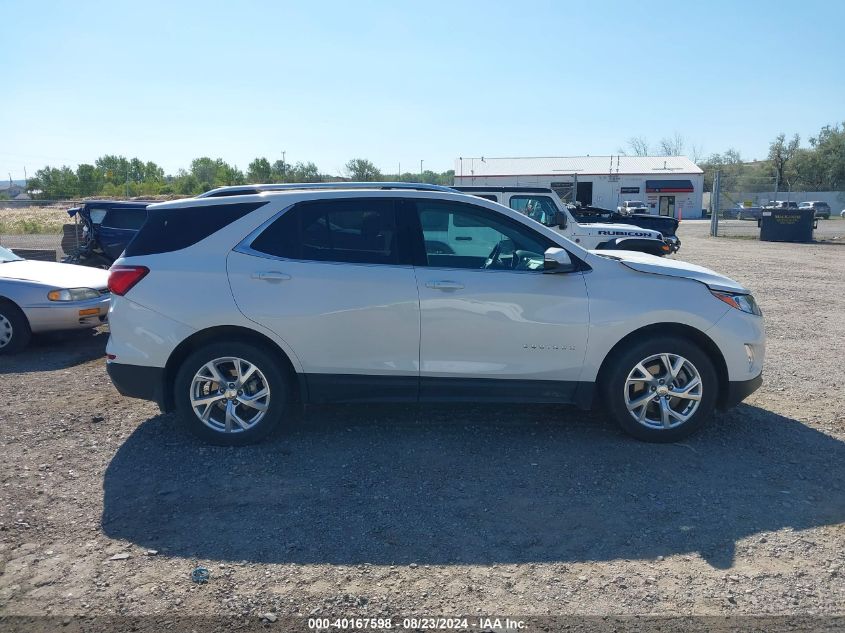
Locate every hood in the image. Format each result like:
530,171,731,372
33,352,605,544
0,260,110,290
584,223,662,239
591,250,748,293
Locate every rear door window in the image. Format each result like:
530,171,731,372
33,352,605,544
250,198,402,265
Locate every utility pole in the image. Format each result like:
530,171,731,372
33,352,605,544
398,162,401,181
710,170,720,237
282,151,286,180
420,159,423,181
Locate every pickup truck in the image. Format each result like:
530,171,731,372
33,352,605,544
617,200,649,214
454,187,673,256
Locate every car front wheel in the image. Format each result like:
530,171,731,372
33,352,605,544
0,300,31,355
174,341,290,445
602,337,718,442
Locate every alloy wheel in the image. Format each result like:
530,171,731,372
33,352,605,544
189,356,271,433
623,353,703,430
0,314,12,349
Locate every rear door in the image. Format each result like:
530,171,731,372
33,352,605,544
226,197,421,402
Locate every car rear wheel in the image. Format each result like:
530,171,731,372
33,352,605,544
602,336,718,442
174,341,290,445
0,300,31,355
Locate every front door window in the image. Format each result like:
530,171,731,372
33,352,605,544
416,200,551,272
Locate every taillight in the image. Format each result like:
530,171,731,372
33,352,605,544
108,265,149,296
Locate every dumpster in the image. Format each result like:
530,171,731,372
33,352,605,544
758,209,816,242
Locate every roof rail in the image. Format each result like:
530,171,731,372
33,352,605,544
197,181,457,198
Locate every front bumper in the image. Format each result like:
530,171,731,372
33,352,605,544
107,361,166,409
664,235,681,252
23,295,110,333
722,373,763,409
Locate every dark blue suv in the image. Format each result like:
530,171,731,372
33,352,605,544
65,200,150,267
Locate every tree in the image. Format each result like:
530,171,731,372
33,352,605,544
76,163,102,197
190,157,219,190
658,133,685,156
143,161,164,183
345,158,382,181
768,133,800,189
288,161,321,182
27,166,79,199
623,136,650,156
129,158,145,183
807,122,845,189
689,143,704,164
216,163,245,186
247,157,272,183
270,160,290,182
175,171,200,195
95,155,130,186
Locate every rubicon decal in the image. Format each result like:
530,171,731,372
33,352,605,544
597,230,653,237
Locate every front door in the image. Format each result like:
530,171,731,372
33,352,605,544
412,199,589,401
659,196,676,217
227,198,421,402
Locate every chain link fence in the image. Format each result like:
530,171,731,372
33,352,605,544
709,173,777,239
707,171,845,241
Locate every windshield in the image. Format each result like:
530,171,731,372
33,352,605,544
625,201,645,207
0,246,24,262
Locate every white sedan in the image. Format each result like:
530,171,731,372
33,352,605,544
0,246,110,354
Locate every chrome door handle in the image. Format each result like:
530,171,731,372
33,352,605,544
252,271,291,281
425,280,464,290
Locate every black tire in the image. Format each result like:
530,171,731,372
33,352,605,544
174,341,290,446
601,335,718,443
0,299,31,355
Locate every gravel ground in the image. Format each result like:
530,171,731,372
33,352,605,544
1,223,844,627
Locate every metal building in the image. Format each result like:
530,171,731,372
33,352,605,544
453,156,705,219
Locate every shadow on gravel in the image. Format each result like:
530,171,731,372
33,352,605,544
0,328,107,374
102,404,845,569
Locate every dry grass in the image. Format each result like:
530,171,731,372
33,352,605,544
0,205,71,234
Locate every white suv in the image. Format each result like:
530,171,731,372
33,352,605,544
105,183,765,445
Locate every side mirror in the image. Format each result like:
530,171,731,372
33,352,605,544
554,210,568,229
544,247,575,273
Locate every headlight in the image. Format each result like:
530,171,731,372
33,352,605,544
47,287,100,302
711,290,762,316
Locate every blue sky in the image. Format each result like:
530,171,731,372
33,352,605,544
2,0,843,179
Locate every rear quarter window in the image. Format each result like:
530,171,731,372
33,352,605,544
124,201,267,257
